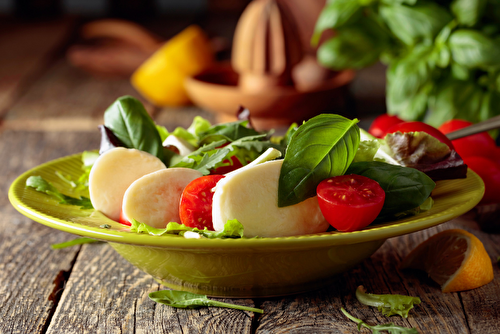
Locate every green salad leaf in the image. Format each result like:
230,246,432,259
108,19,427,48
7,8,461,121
26,176,93,209
149,290,263,313
130,219,245,239
346,161,435,218
278,114,360,207
341,307,418,334
355,286,421,318
103,96,165,162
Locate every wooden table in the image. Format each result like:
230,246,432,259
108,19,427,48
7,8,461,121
1,18,499,334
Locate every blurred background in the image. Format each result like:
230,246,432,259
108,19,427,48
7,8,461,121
0,0,387,132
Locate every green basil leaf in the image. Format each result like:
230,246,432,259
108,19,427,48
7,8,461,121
386,45,435,120
449,29,500,69
317,17,388,70
427,78,484,126
278,114,360,207
379,2,452,45
149,290,263,313
355,286,421,318
103,96,164,162
312,0,363,45
346,161,435,217
451,0,487,27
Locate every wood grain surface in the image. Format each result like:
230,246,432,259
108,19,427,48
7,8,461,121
1,16,500,334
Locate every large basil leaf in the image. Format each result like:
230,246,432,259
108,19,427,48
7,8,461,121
103,96,164,161
449,29,500,69
346,161,435,217
386,45,435,120
379,2,452,45
312,0,363,45
451,0,487,27
317,18,388,70
278,114,360,207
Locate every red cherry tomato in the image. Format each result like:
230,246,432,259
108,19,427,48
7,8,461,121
316,174,385,232
179,175,225,230
386,121,454,150
211,155,244,175
462,156,500,205
368,114,404,138
438,119,497,158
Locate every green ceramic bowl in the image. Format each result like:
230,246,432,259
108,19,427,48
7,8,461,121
9,153,484,297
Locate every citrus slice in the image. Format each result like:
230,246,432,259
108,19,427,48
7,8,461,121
400,229,494,293
131,25,214,106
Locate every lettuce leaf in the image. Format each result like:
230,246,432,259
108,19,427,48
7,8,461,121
355,286,421,318
26,176,93,209
130,219,244,239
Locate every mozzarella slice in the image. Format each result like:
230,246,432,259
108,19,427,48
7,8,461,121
212,160,329,237
89,147,166,221
122,168,202,228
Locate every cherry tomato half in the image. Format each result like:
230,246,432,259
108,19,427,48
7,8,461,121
462,156,500,205
316,174,385,232
179,175,225,230
368,114,404,138
438,119,497,158
386,121,454,150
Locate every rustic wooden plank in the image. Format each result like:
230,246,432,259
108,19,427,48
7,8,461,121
47,242,256,333
0,130,101,333
0,18,75,118
1,59,154,131
255,217,500,334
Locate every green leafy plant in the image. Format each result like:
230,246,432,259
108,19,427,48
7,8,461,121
149,290,263,313
355,286,421,318
314,0,500,127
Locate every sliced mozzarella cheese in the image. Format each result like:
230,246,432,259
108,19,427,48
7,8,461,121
212,160,329,237
163,135,195,156
89,147,166,221
122,168,202,228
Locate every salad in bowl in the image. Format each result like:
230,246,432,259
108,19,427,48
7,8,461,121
9,96,482,297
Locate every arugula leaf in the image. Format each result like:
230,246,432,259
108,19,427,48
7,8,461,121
199,120,260,142
356,286,421,318
130,219,245,239
346,161,435,217
278,114,360,207
26,176,93,209
149,290,263,313
51,237,99,249
341,307,418,334
103,96,164,162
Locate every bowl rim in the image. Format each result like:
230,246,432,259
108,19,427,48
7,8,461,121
9,152,484,250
